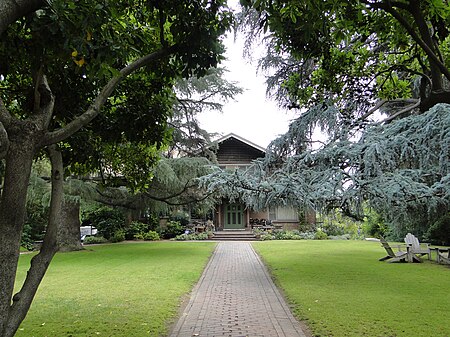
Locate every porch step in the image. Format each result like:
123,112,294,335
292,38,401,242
212,230,258,241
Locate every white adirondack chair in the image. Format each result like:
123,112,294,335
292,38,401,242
379,237,411,263
404,233,431,260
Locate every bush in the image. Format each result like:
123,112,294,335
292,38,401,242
314,229,328,240
159,221,185,239
85,207,125,240
21,223,35,251
425,214,450,246
259,232,274,240
173,232,208,241
170,211,190,227
174,234,188,241
328,234,351,240
83,236,108,244
271,230,302,240
363,209,388,238
125,221,150,240
110,229,125,243
134,233,145,240
295,231,313,240
143,231,160,241
322,223,345,236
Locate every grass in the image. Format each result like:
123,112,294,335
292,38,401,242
253,240,450,337
15,241,216,337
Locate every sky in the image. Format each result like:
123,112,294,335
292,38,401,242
197,23,298,149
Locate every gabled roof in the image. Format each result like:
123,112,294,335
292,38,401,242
215,133,266,153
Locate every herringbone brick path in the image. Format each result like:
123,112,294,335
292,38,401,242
169,242,308,337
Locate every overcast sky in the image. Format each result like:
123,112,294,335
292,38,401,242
197,24,298,149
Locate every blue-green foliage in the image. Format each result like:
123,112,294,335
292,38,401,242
203,104,450,241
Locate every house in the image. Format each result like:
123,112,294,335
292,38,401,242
209,133,315,231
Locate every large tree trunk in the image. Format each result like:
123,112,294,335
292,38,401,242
0,137,35,336
58,200,83,252
0,0,45,35
1,146,63,337
0,73,55,336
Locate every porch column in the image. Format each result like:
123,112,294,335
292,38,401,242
217,205,222,230
246,209,250,229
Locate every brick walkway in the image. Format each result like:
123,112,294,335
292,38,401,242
169,242,308,337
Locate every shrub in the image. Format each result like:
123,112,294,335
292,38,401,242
143,231,160,241
159,221,185,239
85,206,125,240
363,209,388,238
425,214,450,246
298,231,316,240
314,229,328,240
110,229,126,243
134,233,145,240
146,213,160,231
322,223,345,236
259,232,274,240
21,223,35,251
83,236,108,244
174,234,187,241
271,230,299,240
194,232,209,240
173,232,208,241
125,221,150,240
170,211,190,227
328,234,351,240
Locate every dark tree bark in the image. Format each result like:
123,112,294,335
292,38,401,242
0,35,178,337
0,0,45,35
58,200,83,252
0,125,37,337
0,48,176,334
1,146,63,337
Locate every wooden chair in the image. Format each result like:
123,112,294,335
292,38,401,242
404,233,431,260
436,248,450,265
379,237,409,263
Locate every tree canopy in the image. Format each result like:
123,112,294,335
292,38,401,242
0,1,233,335
204,0,450,239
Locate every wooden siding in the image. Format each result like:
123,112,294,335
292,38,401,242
216,137,265,164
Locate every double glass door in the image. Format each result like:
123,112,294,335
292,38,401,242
224,203,244,229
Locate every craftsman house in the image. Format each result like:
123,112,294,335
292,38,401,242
209,133,315,231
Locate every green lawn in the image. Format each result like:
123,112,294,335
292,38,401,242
15,242,216,337
253,240,450,337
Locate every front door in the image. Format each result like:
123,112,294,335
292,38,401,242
224,203,244,229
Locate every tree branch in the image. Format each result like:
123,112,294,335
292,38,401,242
0,97,13,128
0,122,8,160
31,72,55,130
94,188,140,210
41,44,179,147
0,0,45,35
369,1,450,82
145,189,215,206
382,99,421,124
